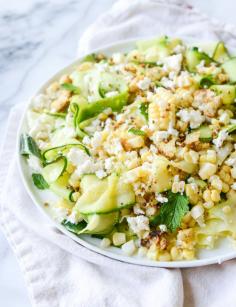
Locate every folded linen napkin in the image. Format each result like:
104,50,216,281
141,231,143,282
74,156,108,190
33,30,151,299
2,1,236,307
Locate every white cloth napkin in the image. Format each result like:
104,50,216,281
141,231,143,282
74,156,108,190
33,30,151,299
2,1,236,306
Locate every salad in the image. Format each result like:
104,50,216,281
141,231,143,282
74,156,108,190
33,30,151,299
20,37,236,261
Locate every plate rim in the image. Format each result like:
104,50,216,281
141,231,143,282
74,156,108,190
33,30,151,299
16,37,236,268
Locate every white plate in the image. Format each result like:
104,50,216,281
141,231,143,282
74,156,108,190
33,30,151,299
17,38,236,268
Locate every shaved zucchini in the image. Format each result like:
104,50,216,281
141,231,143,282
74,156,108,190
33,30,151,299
185,47,213,72
74,174,135,215
213,42,230,63
195,42,218,58
199,76,215,88
43,143,89,162
137,36,182,61
42,157,67,183
196,125,213,142
50,173,73,200
222,57,236,83
63,212,119,235
210,84,236,104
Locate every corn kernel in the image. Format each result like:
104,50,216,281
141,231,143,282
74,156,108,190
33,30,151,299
199,163,217,180
184,150,199,164
127,136,145,149
138,246,148,257
222,182,230,193
203,189,211,202
206,150,217,163
231,167,236,179
121,240,137,256
210,175,222,191
158,251,171,261
211,189,221,202
147,244,159,260
183,249,195,260
46,81,59,95
191,205,204,220
203,201,214,209
113,232,126,246
222,205,231,214
100,238,111,248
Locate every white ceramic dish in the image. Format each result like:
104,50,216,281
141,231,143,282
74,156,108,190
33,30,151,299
17,38,236,268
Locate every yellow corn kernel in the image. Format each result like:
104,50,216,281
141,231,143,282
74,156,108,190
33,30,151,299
185,184,199,205
222,182,230,193
147,244,159,260
206,150,217,163
158,251,171,261
211,189,221,202
203,201,214,209
46,81,59,95
203,189,212,202
222,205,231,214
59,74,71,85
183,249,195,260
199,163,217,180
127,136,145,149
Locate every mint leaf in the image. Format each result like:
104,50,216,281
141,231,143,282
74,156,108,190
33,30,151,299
20,134,42,159
61,83,80,94
158,191,189,232
139,103,148,120
62,220,87,234
128,128,146,136
32,173,49,190
82,53,96,63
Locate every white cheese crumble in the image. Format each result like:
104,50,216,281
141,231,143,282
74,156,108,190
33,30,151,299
90,131,103,149
173,44,185,54
213,130,229,148
95,169,107,179
127,216,150,234
105,91,119,97
162,54,183,73
159,224,167,232
112,52,125,64
156,193,168,203
231,183,236,190
28,156,42,173
137,77,151,90
67,148,90,166
32,94,50,111
177,108,205,129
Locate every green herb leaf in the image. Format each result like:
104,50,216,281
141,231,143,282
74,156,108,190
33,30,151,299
128,128,146,136
98,85,107,98
199,76,215,89
157,191,189,232
44,111,66,118
20,134,42,159
82,53,96,62
62,220,87,234
139,103,149,120
32,173,49,190
61,83,80,94
226,124,236,134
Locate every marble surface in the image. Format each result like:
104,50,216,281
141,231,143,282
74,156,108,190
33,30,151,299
1,0,236,306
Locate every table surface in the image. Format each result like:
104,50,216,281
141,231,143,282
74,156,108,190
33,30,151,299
1,0,236,305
